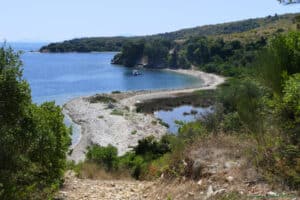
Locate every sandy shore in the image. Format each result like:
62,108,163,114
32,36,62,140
120,69,225,109
64,69,225,163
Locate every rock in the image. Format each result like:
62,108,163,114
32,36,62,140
197,179,203,186
192,159,207,179
160,173,164,179
206,185,214,199
267,191,278,197
226,176,234,182
214,189,226,195
224,161,237,169
188,192,195,196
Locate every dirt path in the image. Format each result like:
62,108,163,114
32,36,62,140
57,172,154,200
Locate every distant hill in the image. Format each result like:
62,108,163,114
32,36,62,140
40,13,299,53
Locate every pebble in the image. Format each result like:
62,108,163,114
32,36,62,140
197,179,203,186
206,185,214,199
226,176,234,182
267,191,278,196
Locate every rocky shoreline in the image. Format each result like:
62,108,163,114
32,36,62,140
63,69,225,163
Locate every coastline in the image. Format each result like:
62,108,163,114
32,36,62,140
64,69,225,163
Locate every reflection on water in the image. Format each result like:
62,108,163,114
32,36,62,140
154,105,213,133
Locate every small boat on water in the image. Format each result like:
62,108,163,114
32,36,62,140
132,70,142,76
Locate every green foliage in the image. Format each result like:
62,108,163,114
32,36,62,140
157,118,170,128
86,145,118,171
178,121,207,141
133,136,171,160
41,13,297,73
222,112,243,132
282,74,300,133
220,32,300,189
112,34,267,74
88,95,116,103
40,13,298,53
40,37,127,52
112,41,145,67
110,109,124,116
0,46,71,199
112,39,171,67
83,136,171,179
256,32,300,95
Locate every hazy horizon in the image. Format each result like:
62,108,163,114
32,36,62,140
1,0,300,43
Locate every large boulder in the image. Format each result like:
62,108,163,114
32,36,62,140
192,159,208,180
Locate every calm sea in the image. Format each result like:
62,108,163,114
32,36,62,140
6,43,203,105
5,42,204,141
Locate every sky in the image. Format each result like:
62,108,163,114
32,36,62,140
0,0,299,42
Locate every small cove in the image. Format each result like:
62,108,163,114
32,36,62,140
11,43,206,145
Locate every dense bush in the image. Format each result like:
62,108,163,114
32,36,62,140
112,39,172,67
40,13,297,53
86,145,118,171
83,136,171,179
214,32,300,189
74,31,300,190
0,46,71,199
111,35,267,75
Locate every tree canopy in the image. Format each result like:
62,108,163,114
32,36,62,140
0,45,71,199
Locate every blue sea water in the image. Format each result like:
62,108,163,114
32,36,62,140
5,43,203,105
21,52,203,105
6,42,203,105
6,43,204,143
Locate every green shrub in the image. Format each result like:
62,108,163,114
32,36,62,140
222,112,243,132
157,118,170,128
88,95,116,104
111,109,124,116
134,136,171,159
86,145,118,171
0,46,71,200
112,90,121,94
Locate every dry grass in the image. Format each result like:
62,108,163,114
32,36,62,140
76,162,132,180
142,134,277,200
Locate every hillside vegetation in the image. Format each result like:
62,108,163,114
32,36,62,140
70,32,300,198
0,46,71,199
40,13,297,53
5,11,299,199
40,13,299,77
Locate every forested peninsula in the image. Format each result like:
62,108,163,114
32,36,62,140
40,13,299,76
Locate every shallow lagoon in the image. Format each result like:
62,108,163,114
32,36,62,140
154,105,213,134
